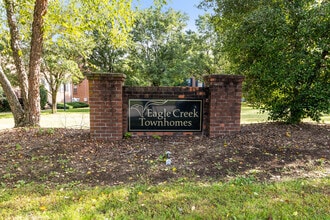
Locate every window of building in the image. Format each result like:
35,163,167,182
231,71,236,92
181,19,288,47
73,85,78,95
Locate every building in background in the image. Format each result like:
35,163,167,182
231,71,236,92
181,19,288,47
44,78,89,105
71,78,89,103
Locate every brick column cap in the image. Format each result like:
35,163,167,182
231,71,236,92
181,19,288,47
204,74,244,86
204,74,244,81
85,72,126,81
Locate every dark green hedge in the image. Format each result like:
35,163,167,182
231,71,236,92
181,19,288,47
0,98,10,112
57,102,89,109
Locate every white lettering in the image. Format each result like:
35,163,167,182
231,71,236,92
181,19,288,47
193,109,199,117
173,109,180,117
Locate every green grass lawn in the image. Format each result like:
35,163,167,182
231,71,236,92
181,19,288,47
0,112,13,119
41,107,91,114
240,103,268,123
1,177,329,219
240,103,330,124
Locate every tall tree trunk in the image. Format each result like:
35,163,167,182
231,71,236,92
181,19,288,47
4,0,29,109
51,80,62,114
4,0,48,127
0,65,25,127
51,88,57,114
26,0,48,126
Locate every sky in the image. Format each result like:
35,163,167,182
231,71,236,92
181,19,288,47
132,0,209,30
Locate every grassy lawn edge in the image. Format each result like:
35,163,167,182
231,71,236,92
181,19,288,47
1,177,329,219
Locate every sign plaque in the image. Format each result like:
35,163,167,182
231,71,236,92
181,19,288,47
129,99,203,131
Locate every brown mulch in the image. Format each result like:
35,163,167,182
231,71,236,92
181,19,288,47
0,123,329,187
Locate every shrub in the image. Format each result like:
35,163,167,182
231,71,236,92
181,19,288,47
69,101,89,108
39,85,48,110
0,98,10,112
57,103,74,109
56,102,89,109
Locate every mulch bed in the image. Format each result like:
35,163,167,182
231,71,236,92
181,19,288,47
0,123,329,187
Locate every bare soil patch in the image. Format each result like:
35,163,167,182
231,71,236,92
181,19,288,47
0,123,329,187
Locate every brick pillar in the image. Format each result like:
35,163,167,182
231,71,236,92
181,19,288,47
204,74,244,137
86,73,126,141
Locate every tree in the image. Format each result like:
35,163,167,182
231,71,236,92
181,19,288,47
43,0,134,108
128,5,189,86
41,52,83,114
182,14,223,81
0,0,134,126
87,2,221,87
41,0,92,114
87,29,127,73
205,0,330,123
0,0,48,127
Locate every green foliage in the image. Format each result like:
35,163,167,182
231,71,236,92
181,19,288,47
152,134,161,140
56,103,73,110
87,30,127,73
69,102,89,108
0,0,135,118
15,143,22,151
0,98,10,112
183,14,224,80
57,102,89,109
39,85,47,110
208,0,330,123
128,6,190,86
124,132,132,138
37,128,55,136
84,2,222,86
44,0,134,50
228,175,256,186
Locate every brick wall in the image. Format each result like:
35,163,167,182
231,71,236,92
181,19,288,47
204,75,245,137
87,73,244,141
86,73,125,141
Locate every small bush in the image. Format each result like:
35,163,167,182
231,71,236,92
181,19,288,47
57,102,89,109
69,102,89,108
0,98,10,112
40,85,48,110
57,103,74,109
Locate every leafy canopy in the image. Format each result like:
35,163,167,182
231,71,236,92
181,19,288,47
205,0,329,123
128,5,189,86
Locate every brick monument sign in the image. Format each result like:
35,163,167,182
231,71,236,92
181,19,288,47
86,73,244,141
